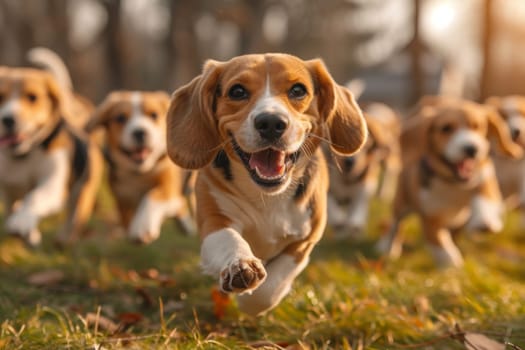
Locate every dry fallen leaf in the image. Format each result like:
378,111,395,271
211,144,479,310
463,332,506,350
117,312,143,331
85,312,119,334
27,269,64,286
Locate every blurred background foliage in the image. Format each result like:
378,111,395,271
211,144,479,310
1,0,525,109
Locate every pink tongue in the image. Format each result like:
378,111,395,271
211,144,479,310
0,135,20,147
249,149,286,177
457,159,475,179
131,148,151,161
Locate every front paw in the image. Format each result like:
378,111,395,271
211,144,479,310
128,214,161,244
220,258,267,294
6,210,41,246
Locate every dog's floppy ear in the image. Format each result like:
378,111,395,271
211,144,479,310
43,72,65,118
167,60,222,169
400,106,437,165
486,106,523,158
307,59,367,156
85,92,121,132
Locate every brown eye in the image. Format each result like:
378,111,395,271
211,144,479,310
228,84,249,100
114,114,127,124
441,123,454,134
150,112,158,120
288,83,307,99
26,93,37,103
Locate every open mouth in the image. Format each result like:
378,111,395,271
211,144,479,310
453,158,477,181
231,137,300,187
0,133,24,148
120,146,152,163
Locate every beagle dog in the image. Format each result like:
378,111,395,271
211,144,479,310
377,96,522,267
86,91,195,244
0,48,103,246
166,53,367,315
485,96,525,211
327,103,401,238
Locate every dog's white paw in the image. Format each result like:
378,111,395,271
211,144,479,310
6,209,41,245
220,258,267,294
467,197,503,233
128,212,161,244
428,244,464,268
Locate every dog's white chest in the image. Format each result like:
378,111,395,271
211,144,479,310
213,189,312,261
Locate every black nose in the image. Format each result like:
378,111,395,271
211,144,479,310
344,157,355,170
132,129,146,144
1,115,15,130
463,144,478,158
254,113,288,141
511,128,520,141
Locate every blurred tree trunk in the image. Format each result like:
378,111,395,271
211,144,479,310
47,0,71,62
167,0,201,88
102,0,126,90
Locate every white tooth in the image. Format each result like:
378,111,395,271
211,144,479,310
254,167,284,180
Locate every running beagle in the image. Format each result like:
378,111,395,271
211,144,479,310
0,48,103,246
166,53,367,315
86,91,195,243
327,103,401,238
377,96,522,267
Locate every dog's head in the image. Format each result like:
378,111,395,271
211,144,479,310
87,91,170,172
166,53,367,194
0,67,63,155
485,95,525,150
403,96,522,182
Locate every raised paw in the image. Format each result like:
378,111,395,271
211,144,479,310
220,258,267,294
6,209,41,246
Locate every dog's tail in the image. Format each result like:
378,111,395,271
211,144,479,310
27,47,73,90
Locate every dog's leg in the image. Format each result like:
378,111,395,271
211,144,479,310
327,195,347,230
6,150,69,245
466,170,504,233
376,177,407,259
423,218,464,267
201,228,267,294
56,145,103,245
236,253,309,316
375,217,403,259
128,190,184,243
344,183,376,238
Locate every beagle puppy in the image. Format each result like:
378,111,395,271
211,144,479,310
86,91,195,244
327,103,401,238
0,48,103,246
377,96,522,267
485,96,525,211
166,53,367,315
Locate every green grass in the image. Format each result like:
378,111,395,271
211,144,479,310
1,198,525,349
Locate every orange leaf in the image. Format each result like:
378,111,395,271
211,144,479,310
211,287,230,319
118,312,143,326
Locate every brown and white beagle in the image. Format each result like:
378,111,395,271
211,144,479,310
377,96,522,267
327,103,401,238
0,48,103,246
485,96,525,211
166,53,367,315
86,91,195,244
